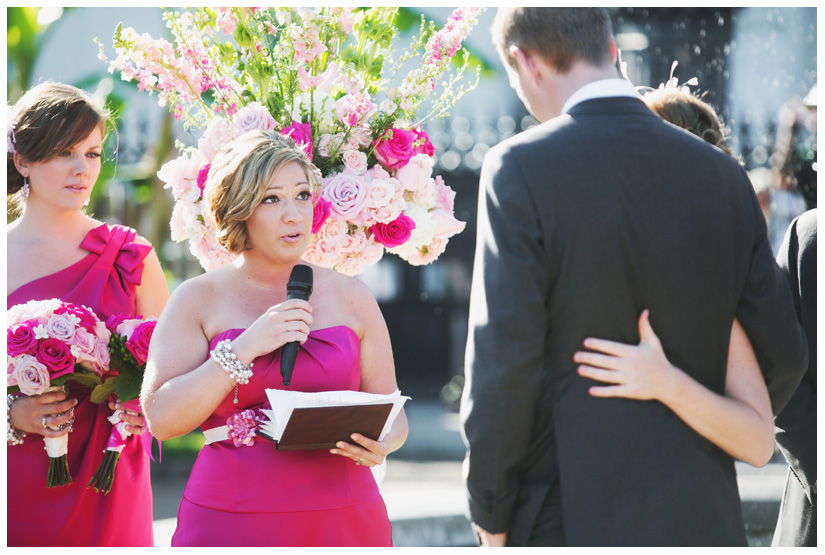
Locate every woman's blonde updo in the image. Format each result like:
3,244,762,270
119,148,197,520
643,88,732,157
7,82,111,210
203,129,322,254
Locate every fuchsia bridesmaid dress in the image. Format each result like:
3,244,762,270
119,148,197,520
7,223,155,547
171,325,393,547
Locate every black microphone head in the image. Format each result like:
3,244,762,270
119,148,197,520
286,264,313,300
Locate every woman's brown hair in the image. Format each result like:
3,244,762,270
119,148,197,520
643,88,732,157
7,82,111,209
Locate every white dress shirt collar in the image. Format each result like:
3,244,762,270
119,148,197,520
561,79,642,114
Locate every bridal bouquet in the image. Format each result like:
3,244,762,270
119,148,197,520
7,299,110,487
100,7,482,273
87,315,157,494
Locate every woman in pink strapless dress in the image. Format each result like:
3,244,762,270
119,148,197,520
7,83,169,546
142,131,408,546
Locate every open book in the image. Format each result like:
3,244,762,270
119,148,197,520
257,389,409,451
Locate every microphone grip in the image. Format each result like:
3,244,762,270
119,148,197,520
281,343,299,386
280,288,311,386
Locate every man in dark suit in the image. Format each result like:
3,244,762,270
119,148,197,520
772,208,817,546
460,8,808,546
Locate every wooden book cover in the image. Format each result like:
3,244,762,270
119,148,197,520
261,403,394,451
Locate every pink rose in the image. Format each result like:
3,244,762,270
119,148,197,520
311,195,331,234
280,120,313,161
71,328,97,355
93,339,110,376
197,164,211,197
335,257,364,277
11,355,51,396
406,238,448,266
126,320,157,366
342,150,368,175
396,154,435,192
106,313,129,334
322,173,370,225
35,338,75,379
319,218,350,244
115,318,144,340
7,322,37,357
413,128,435,156
361,240,385,266
373,128,417,169
431,208,467,240
198,117,233,161
370,215,416,248
55,303,98,334
434,175,457,212
232,103,277,137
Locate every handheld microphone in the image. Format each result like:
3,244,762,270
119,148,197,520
280,264,313,386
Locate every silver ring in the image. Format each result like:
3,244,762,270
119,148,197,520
41,416,48,429
356,458,364,466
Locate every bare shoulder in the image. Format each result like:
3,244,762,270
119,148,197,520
311,265,381,333
163,268,227,322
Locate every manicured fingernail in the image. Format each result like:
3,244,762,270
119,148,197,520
351,434,360,441
337,442,346,449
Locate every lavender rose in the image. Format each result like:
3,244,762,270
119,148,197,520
35,338,75,379
11,355,51,396
126,320,157,366
7,322,38,357
322,173,370,225
232,102,277,137
370,215,416,248
44,313,78,343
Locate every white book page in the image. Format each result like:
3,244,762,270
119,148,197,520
260,389,410,442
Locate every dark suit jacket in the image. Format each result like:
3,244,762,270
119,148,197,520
773,208,817,546
461,96,808,546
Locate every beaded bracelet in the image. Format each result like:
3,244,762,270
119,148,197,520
7,394,26,446
210,339,254,385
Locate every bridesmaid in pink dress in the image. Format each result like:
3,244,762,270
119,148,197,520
7,83,169,546
142,130,408,546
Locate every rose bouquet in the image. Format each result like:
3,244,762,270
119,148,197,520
87,315,157,494
7,299,111,487
99,7,482,273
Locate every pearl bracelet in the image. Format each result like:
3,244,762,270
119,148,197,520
210,339,254,385
7,394,26,446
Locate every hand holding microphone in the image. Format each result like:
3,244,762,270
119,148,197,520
281,264,313,386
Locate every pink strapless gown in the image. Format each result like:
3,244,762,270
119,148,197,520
7,223,155,547
171,326,393,547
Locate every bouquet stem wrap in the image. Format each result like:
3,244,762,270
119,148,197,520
88,398,141,494
43,386,72,487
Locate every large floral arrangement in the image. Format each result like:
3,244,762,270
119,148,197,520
100,7,482,273
7,299,111,487
88,315,157,494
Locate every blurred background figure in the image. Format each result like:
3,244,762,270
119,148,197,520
767,83,817,253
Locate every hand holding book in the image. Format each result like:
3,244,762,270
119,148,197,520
258,389,409,451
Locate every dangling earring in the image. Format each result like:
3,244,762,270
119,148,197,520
20,178,29,203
